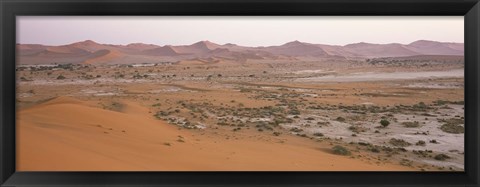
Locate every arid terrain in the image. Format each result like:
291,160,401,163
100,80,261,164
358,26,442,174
16,40,464,171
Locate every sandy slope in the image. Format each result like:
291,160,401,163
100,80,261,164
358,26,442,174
17,97,413,171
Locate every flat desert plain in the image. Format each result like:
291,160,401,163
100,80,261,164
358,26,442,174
16,40,464,171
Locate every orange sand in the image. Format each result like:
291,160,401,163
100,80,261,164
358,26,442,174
17,97,413,171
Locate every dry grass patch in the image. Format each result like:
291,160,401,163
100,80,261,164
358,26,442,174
389,138,411,147
440,123,464,134
402,121,420,128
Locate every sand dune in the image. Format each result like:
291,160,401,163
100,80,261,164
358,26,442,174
17,96,413,171
344,43,420,58
17,40,464,65
124,43,160,51
407,40,464,55
263,41,330,57
142,46,181,56
83,49,124,64
68,40,112,53
170,41,220,54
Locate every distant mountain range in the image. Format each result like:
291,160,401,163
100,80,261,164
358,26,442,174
17,40,464,65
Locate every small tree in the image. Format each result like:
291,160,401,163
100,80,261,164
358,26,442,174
56,75,66,80
380,119,390,128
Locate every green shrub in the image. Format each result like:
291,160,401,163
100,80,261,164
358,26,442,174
416,140,426,146
332,145,351,156
370,147,380,153
380,119,390,127
336,117,346,122
440,123,464,134
290,127,303,133
313,132,324,137
348,125,366,133
434,154,450,161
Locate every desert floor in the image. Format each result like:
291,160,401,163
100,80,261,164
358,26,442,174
16,59,464,171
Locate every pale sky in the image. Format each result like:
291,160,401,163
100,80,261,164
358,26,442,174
17,16,463,47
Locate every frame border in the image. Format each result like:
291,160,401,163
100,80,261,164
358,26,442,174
1,0,479,186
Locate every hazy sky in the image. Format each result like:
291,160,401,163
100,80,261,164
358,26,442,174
17,16,463,47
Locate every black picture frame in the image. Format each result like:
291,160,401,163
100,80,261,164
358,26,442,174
1,0,479,186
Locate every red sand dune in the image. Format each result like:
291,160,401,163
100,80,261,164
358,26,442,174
82,49,124,64
17,97,413,171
